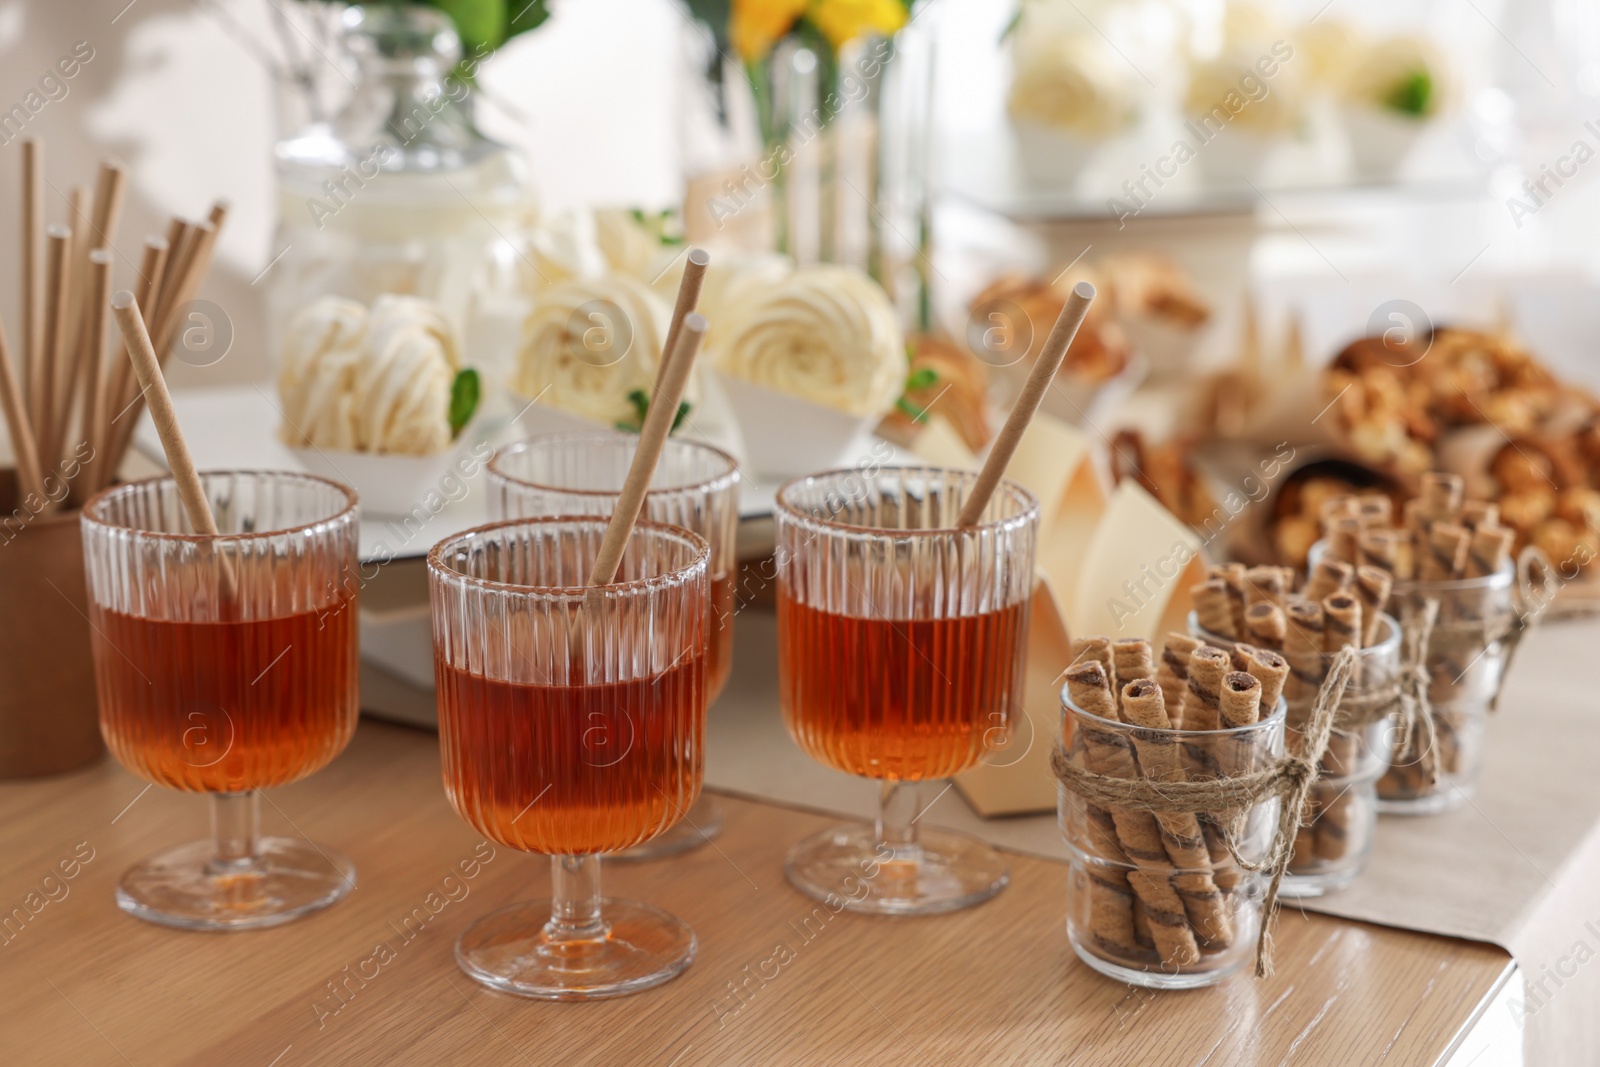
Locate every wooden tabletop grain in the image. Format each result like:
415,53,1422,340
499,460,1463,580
0,721,1511,1066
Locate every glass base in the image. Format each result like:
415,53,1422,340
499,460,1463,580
1068,925,1241,990
1280,864,1365,899
455,899,696,1000
785,823,1008,916
608,796,724,862
116,836,355,931
1376,783,1472,816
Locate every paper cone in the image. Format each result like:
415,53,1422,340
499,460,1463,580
1005,413,1107,615
1069,481,1206,640
907,416,980,471
955,574,1073,816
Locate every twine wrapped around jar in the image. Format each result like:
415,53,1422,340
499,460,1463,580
1053,646,1359,977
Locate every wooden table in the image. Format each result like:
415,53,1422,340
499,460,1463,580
0,721,1512,1066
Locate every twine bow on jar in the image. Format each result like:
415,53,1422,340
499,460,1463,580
1052,646,1359,978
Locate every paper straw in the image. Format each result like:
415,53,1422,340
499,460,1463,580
589,313,708,587
956,281,1096,526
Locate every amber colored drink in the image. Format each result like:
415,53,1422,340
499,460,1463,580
93,600,358,793
437,654,705,856
778,592,1026,781
708,573,735,700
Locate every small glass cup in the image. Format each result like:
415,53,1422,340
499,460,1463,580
81,471,360,929
1308,539,1517,815
487,434,739,859
430,517,709,999
1189,610,1403,897
1059,688,1287,989
775,466,1038,915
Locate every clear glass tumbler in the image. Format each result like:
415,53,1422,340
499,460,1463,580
775,466,1038,915
1189,610,1403,897
1059,691,1286,989
81,471,360,929
430,517,709,999
487,433,739,858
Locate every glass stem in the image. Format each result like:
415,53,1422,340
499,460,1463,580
877,781,923,861
209,790,260,873
546,855,607,942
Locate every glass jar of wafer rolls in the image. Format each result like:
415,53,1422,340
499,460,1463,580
1307,471,1525,816
1188,608,1402,897
1057,639,1286,989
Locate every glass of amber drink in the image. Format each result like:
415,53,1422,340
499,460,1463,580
430,517,709,999
488,434,738,858
81,471,360,929
776,467,1038,914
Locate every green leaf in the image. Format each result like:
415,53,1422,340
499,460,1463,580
672,401,692,432
426,0,507,52
1383,70,1433,117
895,397,929,422
449,368,481,438
905,367,939,392
506,0,552,39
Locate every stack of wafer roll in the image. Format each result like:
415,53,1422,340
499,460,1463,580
1063,634,1280,972
1324,472,1521,800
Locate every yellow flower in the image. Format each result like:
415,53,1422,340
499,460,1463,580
807,0,908,51
732,0,808,62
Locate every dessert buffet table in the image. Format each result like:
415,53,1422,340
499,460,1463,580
1,677,1519,1065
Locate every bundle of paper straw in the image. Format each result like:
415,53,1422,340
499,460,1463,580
0,137,227,512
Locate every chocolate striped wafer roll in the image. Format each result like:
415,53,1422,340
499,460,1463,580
1227,642,1258,674
1320,494,1358,525
1357,528,1400,573
1180,645,1231,732
1420,522,1470,581
1244,600,1286,650
1121,679,1233,947
1072,635,1114,678
1112,637,1155,695
1283,598,1327,703
1192,579,1237,639
1327,516,1362,566
1246,648,1290,710
1322,592,1362,653
1465,523,1514,579
1243,565,1286,609
1460,500,1498,531
1357,493,1393,528
1068,663,1200,967
1157,632,1201,725
1218,670,1262,729
1354,566,1393,647
1314,782,1357,862
1302,557,1353,604
1420,471,1464,523
1219,563,1248,635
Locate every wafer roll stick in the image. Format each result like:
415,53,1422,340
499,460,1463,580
1220,563,1247,634
1357,494,1393,528
1283,598,1326,703
1227,642,1258,674
1180,646,1230,733
1314,778,1357,862
1217,670,1262,730
1065,726,1140,959
1121,679,1233,947
1465,524,1514,579
1157,633,1201,725
1460,500,1498,531
1302,558,1353,604
1327,516,1362,566
1419,471,1464,523
1192,579,1236,639
1072,635,1114,675
1067,663,1198,967
1244,601,1286,650
1246,648,1290,711
1420,522,1469,582
1215,669,1269,880
1322,593,1361,654
1353,566,1393,647
1243,566,1286,609
1320,495,1358,525
1111,637,1154,698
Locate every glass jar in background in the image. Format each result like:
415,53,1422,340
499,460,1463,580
269,5,534,373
